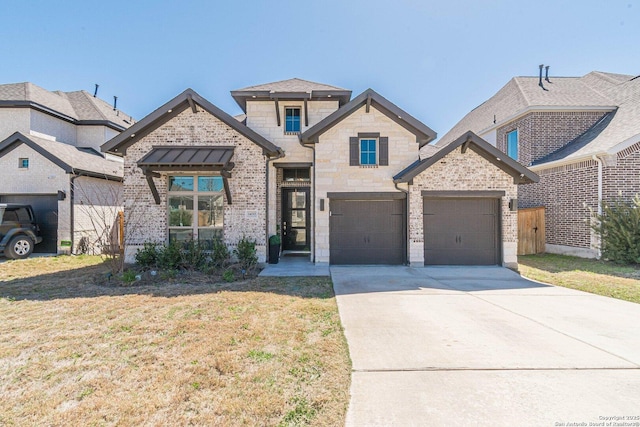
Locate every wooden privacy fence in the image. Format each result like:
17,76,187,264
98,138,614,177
518,207,545,255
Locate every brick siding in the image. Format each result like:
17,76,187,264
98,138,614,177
497,111,606,166
408,147,519,267
123,108,268,262
603,141,640,202
520,160,598,249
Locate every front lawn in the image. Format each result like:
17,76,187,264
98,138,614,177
0,255,351,426
519,253,640,303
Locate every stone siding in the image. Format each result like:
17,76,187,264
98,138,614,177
408,148,518,267
123,108,268,262
313,104,421,262
246,100,338,163
497,111,606,166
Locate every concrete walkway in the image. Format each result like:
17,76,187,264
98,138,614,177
331,266,640,426
259,255,330,277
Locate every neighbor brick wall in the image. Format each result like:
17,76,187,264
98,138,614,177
122,107,268,262
408,147,519,267
497,111,606,166
603,141,640,202
520,160,598,249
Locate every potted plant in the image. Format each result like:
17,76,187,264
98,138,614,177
268,233,281,264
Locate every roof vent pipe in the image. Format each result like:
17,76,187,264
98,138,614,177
545,66,551,82
93,84,99,97
113,96,118,111
539,64,544,88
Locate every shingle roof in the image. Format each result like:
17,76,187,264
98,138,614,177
437,71,629,148
300,88,437,147
101,88,282,157
233,78,347,93
0,132,123,180
394,131,538,184
0,82,134,130
231,78,352,112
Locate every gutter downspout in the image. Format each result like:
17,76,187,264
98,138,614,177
592,154,603,259
299,140,316,262
69,174,78,255
394,181,410,266
265,149,285,262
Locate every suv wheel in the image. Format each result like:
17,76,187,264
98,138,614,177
5,235,34,259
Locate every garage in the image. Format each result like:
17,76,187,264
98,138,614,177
423,195,500,265
329,193,405,265
0,194,58,253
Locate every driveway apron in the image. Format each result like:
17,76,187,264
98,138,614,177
331,266,640,426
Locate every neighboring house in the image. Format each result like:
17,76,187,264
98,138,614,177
437,69,640,258
102,78,537,268
0,82,133,254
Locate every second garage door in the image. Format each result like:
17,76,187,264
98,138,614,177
330,197,405,265
423,197,500,265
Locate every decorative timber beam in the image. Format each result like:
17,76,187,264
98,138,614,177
274,98,281,126
186,94,198,113
141,167,161,205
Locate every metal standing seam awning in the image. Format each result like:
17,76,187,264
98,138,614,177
137,145,235,204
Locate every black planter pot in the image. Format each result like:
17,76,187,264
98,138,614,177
268,243,280,264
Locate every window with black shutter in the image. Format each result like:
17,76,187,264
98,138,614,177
348,133,389,166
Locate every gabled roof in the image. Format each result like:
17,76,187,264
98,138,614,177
101,88,282,157
300,89,437,147
231,78,352,112
437,71,629,147
394,131,538,184
0,132,123,180
0,82,134,131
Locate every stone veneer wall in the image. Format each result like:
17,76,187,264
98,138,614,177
313,104,421,262
123,108,268,262
520,160,598,251
497,111,607,166
408,148,519,268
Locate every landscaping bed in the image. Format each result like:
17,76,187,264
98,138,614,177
0,255,351,426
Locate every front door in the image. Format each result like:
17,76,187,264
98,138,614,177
282,188,310,251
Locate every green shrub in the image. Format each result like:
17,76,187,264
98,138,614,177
121,270,137,283
222,269,235,282
211,236,231,269
593,195,640,264
158,241,183,270
234,236,257,273
181,239,206,270
135,242,160,268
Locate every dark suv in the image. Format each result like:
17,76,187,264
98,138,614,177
0,204,43,259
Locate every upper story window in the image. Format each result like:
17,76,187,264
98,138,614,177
19,158,29,169
506,130,518,160
360,139,377,165
285,107,301,133
349,134,389,167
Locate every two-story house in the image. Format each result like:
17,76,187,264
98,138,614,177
102,78,537,268
0,82,133,255
438,69,640,258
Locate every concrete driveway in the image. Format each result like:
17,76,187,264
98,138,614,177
331,266,640,426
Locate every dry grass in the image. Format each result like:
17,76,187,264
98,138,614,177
0,256,351,426
519,253,640,303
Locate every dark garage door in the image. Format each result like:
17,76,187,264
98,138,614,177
423,198,500,265
1,194,58,253
330,198,405,265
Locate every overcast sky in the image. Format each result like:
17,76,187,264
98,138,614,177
2,0,638,140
